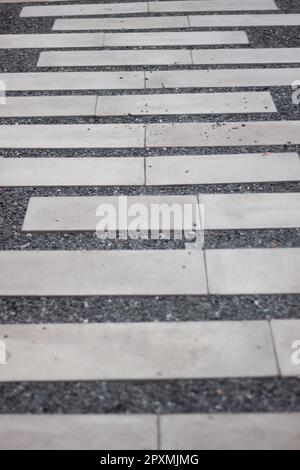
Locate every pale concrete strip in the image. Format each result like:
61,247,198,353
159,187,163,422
21,2,148,17
145,121,300,148
192,48,300,64
0,415,157,450
0,33,104,49
0,124,145,149
96,92,276,116
206,248,300,295
53,16,189,31
271,320,300,378
0,71,144,91
37,49,192,67
0,321,277,381
160,414,300,450
104,31,249,47
0,95,97,117
22,195,199,232
146,153,300,186
199,193,300,230
0,250,207,297
145,68,300,89
149,0,278,13
0,157,145,187
190,13,300,27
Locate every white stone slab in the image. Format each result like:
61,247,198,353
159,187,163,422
271,320,300,378
146,68,300,89
0,95,97,117
0,124,145,149
0,71,144,91
53,16,189,31
160,414,300,450
97,92,276,116
104,31,249,46
0,415,157,450
149,0,278,13
146,153,300,186
0,157,145,187
145,121,300,147
0,33,105,49
190,13,300,27
199,193,300,230
0,320,277,381
38,49,192,67
21,2,148,17
192,48,300,64
0,250,207,296
206,248,300,295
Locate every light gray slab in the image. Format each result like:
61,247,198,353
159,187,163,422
145,121,300,147
97,92,276,116
0,33,105,49
190,13,300,27
0,157,145,187
0,95,97,117
0,320,277,381
206,248,300,295
104,31,249,46
160,414,300,450
145,68,300,89
271,320,300,377
21,2,148,17
149,0,278,13
0,415,157,450
146,153,300,186
0,124,145,149
0,250,207,296
37,49,192,67
53,16,189,31
199,193,300,230
22,195,199,232
192,48,300,64
0,71,144,91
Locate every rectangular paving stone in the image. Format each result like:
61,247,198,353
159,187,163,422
97,92,276,116
149,0,278,13
146,153,300,186
145,68,300,89
53,16,189,31
271,320,300,378
0,33,105,49
0,250,207,296
104,31,249,46
0,71,144,91
21,2,148,17
189,13,300,27
0,320,277,381
0,124,145,148
160,414,300,450
145,121,300,148
0,95,97,117
0,157,145,187
192,48,300,64
37,50,192,67
0,415,157,450
199,193,300,230
206,248,300,295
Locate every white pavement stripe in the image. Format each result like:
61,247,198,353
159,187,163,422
0,157,145,187
37,49,192,67
199,193,300,230
0,321,277,381
192,48,300,64
206,248,300,295
146,153,300,186
189,13,300,27
0,124,145,149
0,415,157,450
146,121,300,147
0,250,207,296
160,414,300,450
148,0,278,13
271,320,300,378
96,92,276,116
0,71,145,91
0,33,105,49
21,2,148,17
